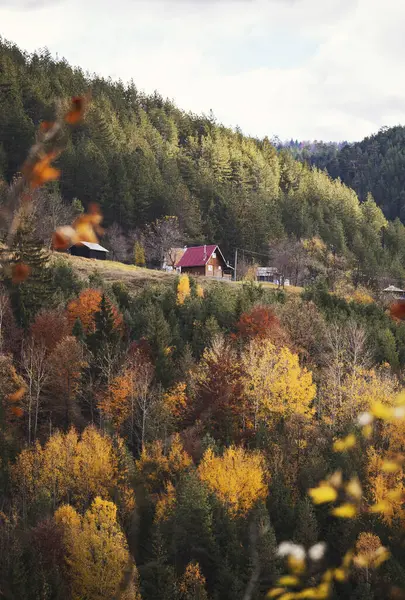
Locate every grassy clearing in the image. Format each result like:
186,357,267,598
53,253,303,296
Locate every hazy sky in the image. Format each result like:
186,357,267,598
1,0,405,142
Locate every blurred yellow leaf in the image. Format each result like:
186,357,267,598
308,484,337,504
331,503,357,518
333,433,356,452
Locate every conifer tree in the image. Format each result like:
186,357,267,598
9,217,53,328
134,241,146,267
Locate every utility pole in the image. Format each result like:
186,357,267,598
234,248,238,281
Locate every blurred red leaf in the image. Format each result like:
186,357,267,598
39,121,54,133
65,95,87,125
12,263,30,283
11,406,24,418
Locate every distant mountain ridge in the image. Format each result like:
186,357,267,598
279,127,405,223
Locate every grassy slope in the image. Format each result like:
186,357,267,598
54,253,303,295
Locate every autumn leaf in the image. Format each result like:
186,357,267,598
333,433,356,452
278,576,300,587
7,387,26,402
11,406,24,418
331,503,357,518
308,484,338,504
12,262,30,283
370,401,394,421
52,226,79,250
65,95,88,125
39,121,54,133
24,151,61,189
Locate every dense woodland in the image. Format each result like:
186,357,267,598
283,128,405,227
4,38,405,286
0,38,405,600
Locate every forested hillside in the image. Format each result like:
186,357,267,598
3,38,405,284
287,127,405,226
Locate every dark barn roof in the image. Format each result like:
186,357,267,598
74,241,109,253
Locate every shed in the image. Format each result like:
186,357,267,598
176,245,233,278
69,241,109,260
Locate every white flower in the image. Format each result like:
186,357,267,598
357,412,373,426
277,541,295,557
393,406,405,419
308,542,327,561
290,544,306,561
277,542,306,561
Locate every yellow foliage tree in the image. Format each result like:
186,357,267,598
12,426,134,514
55,497,140,600
162,381,188,420
133,241,146,267
197,446,268,517
177,275,191,305
135,433,191,495
241,339,316,427
367,446,405,526
178,561,208,600
324,366,398,427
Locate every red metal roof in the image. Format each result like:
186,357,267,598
176,245,218,268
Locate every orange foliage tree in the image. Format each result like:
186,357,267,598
236,305,289,346
67,288,122,334
0,353,26,420
98,352,155,448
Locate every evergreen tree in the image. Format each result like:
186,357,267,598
8,217,53,328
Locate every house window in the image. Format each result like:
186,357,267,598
208,265,213,271
212,252,216,258
218,266,221,270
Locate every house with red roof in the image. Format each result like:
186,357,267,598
176,245,233,278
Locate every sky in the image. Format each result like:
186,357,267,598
1,0,405,142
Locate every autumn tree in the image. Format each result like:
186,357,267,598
12,426,134,515
135,433,192,497
67,288,122,335
99,350,155,450
241,339,316,428
177,275,191,305
192,336,246,440
236,304,289,346
197,446,268,517
0,353,25,421
29,308,69,354
55,497,140,600
134,240,146,267
46,335,87,428
177,562,208,600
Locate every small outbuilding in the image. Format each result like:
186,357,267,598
176,244,233,278
69,241,109,260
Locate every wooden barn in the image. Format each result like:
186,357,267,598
69,241,109,260
176,245,233,278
